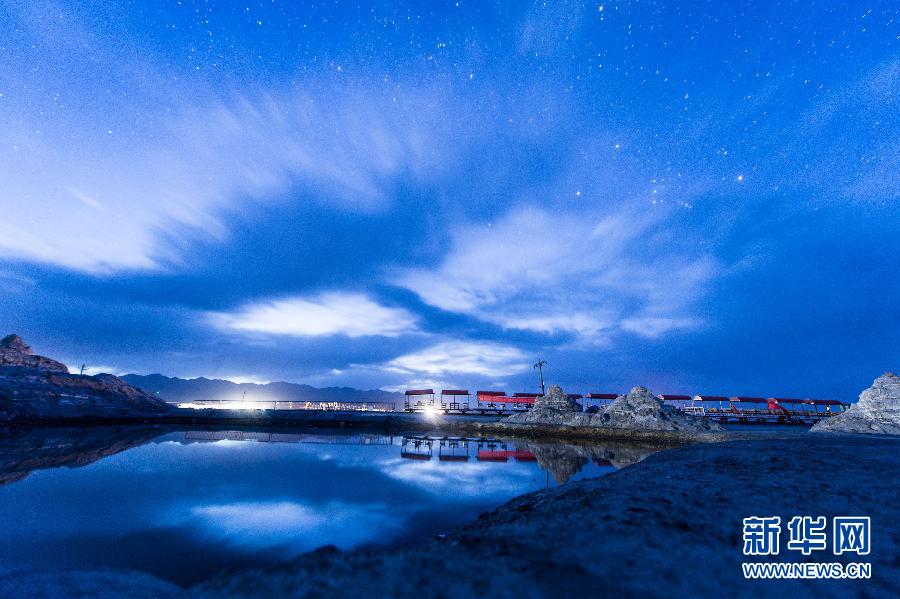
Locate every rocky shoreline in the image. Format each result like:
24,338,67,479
0,335,170,421
468,421,725,444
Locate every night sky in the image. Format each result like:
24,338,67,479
1,1,897,400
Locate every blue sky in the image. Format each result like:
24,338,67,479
0,1,897,400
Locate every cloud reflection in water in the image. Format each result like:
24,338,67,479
182,500,403,552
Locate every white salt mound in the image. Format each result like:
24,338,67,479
811,372,900,436
506,385,722,433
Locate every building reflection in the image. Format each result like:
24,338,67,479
179,431,668,485
399,435,665,484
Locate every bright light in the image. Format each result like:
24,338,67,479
422,405,441,420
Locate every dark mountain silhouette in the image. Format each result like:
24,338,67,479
122,373,402,405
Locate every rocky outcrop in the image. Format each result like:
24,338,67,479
505,386,594,426
811,372,900,435
502,385,723,438
0,334,69,373
0,334,171,421
599,385,723,432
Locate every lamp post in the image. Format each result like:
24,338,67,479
533,359,547,395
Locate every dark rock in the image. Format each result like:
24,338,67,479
0,334,171,421
0,334,69,373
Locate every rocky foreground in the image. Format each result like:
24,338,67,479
811,372,900,435
479,385,724,442
0,334,170,421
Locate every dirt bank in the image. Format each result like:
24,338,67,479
466,419,726,444
2,409,723,444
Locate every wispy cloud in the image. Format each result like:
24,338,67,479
395,205,717,339
619,316,701,339
500,313,614,337
386,340,530,377
209,292,419,338
0,81,455,273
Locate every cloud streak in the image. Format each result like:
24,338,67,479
209,292,419,338
395,205,717,339
386,340,530,378
0,80,456,273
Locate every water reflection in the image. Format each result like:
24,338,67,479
0,425,166,485
0,427,666,586
398,435,661,484
174,430,663,486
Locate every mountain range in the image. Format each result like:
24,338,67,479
122,373,403,405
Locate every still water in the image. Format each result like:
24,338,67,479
0,427,660,587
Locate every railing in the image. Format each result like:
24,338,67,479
170,391,850,425
173,399,396,412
